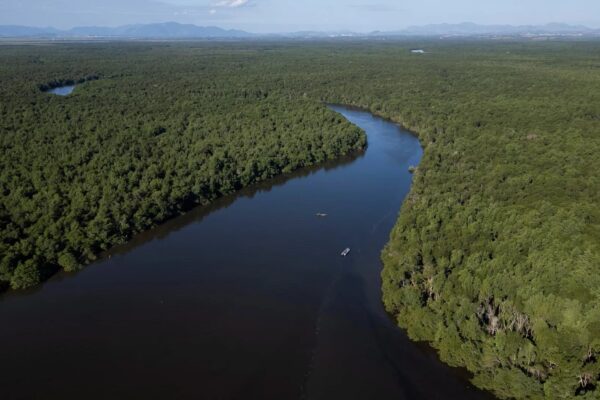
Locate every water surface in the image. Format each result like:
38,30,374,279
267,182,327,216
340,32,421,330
0,106,494,400
48,85,75,95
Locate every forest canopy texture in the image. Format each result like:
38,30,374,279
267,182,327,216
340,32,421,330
0,43,366,289
1,41,599,399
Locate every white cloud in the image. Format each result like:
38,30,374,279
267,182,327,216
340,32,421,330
214,0,249,8
209,8,217,14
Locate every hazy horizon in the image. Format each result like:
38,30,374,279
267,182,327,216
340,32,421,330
1,0,599,33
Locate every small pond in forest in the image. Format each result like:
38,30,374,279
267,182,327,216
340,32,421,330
47,85,76,96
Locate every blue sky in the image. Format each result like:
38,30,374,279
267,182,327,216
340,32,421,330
1,0,599,32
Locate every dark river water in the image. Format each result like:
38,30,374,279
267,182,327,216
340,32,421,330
0,106,494,400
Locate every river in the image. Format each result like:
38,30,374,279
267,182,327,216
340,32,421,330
0,106,494,399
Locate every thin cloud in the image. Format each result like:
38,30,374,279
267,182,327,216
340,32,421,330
215,0,249,7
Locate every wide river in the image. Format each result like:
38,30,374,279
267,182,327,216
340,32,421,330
0,106,494,399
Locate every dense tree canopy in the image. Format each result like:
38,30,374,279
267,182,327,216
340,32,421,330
0,43,366,289
1,40,599,399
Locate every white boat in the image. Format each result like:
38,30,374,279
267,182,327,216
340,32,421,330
341,248,351,257
316,213,328,217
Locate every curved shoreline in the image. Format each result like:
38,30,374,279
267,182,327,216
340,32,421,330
0,101,366,292
0,105,494,399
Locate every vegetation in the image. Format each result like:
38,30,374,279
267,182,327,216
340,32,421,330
0,43,366,289
1,40,599,398
37,74,99,92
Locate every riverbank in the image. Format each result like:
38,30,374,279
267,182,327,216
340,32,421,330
0,104,493,399
3,40,598,399
1,67,366,290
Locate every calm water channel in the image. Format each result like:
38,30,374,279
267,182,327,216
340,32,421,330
0,106,494,399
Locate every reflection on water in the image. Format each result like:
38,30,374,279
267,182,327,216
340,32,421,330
48,85,75,96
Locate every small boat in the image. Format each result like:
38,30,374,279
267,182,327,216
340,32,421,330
316,213,328,217
341,248,351,257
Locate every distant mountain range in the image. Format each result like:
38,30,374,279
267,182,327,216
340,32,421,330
0,22,598,39
0,22,253,39
390,22,598,36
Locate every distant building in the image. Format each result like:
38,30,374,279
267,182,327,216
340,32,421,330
411,49,426,54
